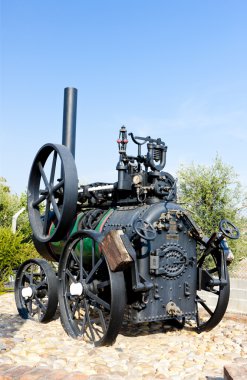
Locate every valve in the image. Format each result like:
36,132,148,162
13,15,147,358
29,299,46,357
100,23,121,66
117,126,128,154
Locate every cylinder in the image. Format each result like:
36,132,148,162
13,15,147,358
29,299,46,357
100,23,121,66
62,87,78,158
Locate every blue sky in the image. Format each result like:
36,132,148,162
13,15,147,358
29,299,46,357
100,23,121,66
1,0,247,195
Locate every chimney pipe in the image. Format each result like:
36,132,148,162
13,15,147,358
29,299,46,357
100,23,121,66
62,87,77,158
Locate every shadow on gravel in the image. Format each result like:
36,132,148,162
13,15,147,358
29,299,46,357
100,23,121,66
120,320,183,338
0,312,27,352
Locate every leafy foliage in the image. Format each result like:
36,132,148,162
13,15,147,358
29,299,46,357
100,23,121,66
0,228,36,289
0,177,20,228
229,216,247,270
0,177,38,290
0,177,32,238
177,156,247,265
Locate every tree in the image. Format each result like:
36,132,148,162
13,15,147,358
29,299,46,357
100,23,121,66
0,177,32,238
177,156,247,264
0,177,19,228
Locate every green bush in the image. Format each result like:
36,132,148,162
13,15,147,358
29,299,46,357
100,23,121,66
0,227,37,290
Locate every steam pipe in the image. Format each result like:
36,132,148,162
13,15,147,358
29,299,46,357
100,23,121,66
62,87,78,158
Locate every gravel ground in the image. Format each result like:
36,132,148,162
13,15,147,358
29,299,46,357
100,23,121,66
0,292,247,380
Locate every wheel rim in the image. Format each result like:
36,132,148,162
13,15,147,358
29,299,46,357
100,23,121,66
193,251,230,332
27,143,78,243
15,259,58,323
219,219,240,239
58,231,126,346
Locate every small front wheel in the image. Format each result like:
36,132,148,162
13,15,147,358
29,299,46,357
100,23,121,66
15,259,58,323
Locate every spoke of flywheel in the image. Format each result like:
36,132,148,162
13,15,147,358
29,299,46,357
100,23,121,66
49,151,57,185
51,195,61,221
38,162,49,188
32,194,47,207
86,289,110,311
52,179,64,193
43,199,51,235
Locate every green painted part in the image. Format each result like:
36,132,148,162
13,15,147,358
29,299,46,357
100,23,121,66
49,209,114,260
95,208,114,232
50,212,84,255
79,209,114,263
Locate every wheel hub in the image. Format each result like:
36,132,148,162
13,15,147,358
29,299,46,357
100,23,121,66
21,286,33,298
70,282,84,296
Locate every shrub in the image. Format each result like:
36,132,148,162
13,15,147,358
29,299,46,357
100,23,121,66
0,227,37,290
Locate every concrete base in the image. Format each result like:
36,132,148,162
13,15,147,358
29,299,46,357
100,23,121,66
202,278,247,314
224,365,247,380
228,278,247,314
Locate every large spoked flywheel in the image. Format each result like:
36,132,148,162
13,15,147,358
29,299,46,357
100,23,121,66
193,250,230,332
27,143,78,243
58,231,126,346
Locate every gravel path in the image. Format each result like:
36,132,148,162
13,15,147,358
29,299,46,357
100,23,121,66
0,292,247,379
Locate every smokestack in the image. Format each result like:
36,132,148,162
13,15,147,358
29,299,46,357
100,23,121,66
62,87,77,158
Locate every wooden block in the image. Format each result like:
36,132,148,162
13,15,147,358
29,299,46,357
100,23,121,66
100,230,133,272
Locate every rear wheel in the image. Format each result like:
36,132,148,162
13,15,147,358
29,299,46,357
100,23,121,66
58,231,126,346
193,250,230,332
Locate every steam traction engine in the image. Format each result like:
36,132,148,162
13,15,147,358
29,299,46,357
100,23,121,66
15,88,240,346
